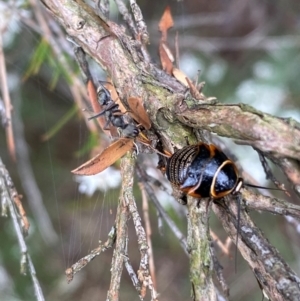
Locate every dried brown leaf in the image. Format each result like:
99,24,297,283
72,138,134,175
172,68,189,87
158,6,174,41
186,77,203,100
108,81,127,113
127,97,151,130
159,42,173,74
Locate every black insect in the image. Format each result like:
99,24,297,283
165,143,243,199
89,83,139,138
165,142,245,260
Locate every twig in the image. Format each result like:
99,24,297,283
114,0,150,63
122,153,158,300
213,198,300,301
129,0,149,45
107,180,129,301
257,150,290,196
65,225,116,283
136,164,188,255
176,103,300,161
210,230,232,256
139,182,157,290
275,157,300,196
73,46,116,136
96,0,109,19
209,242,229,299
0,157,45,301
0,34,16,161
241,187,300,219
187,198,217,301
0,158,29,234
114,0,138,38
123,236,141,292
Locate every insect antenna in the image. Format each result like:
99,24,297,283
137,138,170,158
234,182,286,272
235,193,242,273
88,103,118,120
244,183,286,191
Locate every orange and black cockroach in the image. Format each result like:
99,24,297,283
164,142,285,202
165,143,243,200
163,142,286,270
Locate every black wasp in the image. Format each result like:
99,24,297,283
89,83,139,138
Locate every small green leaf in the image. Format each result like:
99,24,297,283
23,38,50,81
41,104,78,141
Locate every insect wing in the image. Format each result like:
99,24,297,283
72,138,134,175
127,97,151,130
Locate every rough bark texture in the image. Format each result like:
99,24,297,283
39,0,300,300
187,198,217,301
213,198,300,301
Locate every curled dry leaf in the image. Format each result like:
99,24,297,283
159,42,174,74
186,77,204,100
72,138,134,175
158,6,174,41
172,68,189,87
107,80,127,113
127,97,151,130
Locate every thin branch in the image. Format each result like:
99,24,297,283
122,154,158,300
136,164,188,255
139,182,157,290
114,0,138,39
209,241,229,299
65,225,116,283
187,198,217,301
0,157,45,301
257,150,290,196
123,236,140,292
0,34,16,161
213,199,300,301
241,187,300,219
129,0,149,45
107,163,130,301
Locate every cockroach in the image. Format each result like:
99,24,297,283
164,142,283,200
164,142,285,271
165,143,243,199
